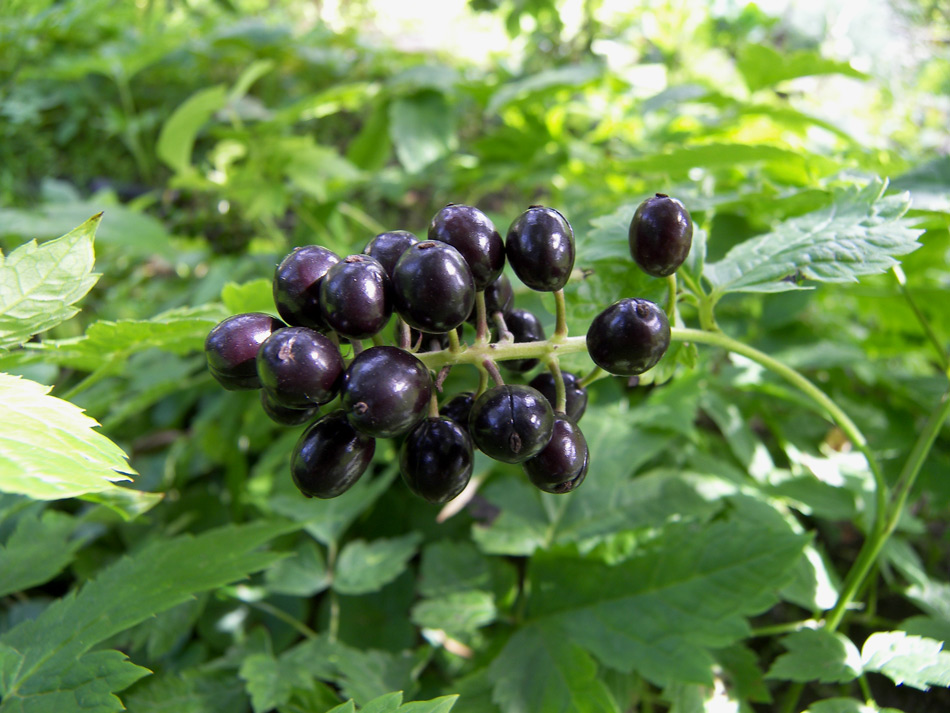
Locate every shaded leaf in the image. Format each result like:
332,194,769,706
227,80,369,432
737,44,868,92
0,511,82,597
334,533,423,596
766,629,862,684
221,278,277,316
157,85,228,174
121,668,247,713
390,93,456,174
487,64,603,114
411,591,497,637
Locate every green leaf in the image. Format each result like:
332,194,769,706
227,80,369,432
328,693,459,713
766,629,862,684
418,540,493,597
358,691,403,713
487,64,603,114
805,699,904,713
621,143,835,179
0,214,99,349
121,668,247,713
0,510,82,597
264,538,330,597
157,85,228,174
737,44,868,92
705,180,922,295
861,631,950,691
489,624,620,713
221,278,277,316
389,92,456,174
0,374,135,501
334,533,423,595
411,590,497,637
0,520,293,712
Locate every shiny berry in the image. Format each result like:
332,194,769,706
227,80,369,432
319,255,392,339
501,308,545,373
523,415,589,494
428,204,505,290
205,313,285,390
273,246,340,330
341,346,432,438
440,391,474,427
586,298,671,376
529,371,588,423
261,390,318,426
392,241,475,333
363,230,419,278
469,384,554,464
629,194,693,277
506,206,575,292
468,273,514,324
291,410,375,499
256,327,345,408
400,417,474,503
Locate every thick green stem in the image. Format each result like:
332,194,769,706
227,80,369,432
474,291,489,344
447,326,462,353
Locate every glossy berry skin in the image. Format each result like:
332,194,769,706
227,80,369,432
400,417,474,503
392,241,475,333
261,389,317,426
586,298,671,376
502,308,546,373
506,206,575,292
363,230,418,279
428,204,505,290
468,273,514,324
341,346,432,438
523,415,589,494
291,410,375,499
273,246,340,330
440,391,474,427
469,384,554,464
256,327,345,408
319,255,392,339
629,193,693,277
529,371,588,423
205,313,285,390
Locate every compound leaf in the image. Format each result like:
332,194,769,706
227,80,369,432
861,631,950,691
766,629,862,684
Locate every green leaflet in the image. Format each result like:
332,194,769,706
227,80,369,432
333,533,423,596
766,629,863,684
0,510,82,597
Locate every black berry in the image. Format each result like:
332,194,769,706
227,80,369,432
319,255,393,339
468,273,514,325
400,417,474,503
428,204,505,290
586,298,671,376
392,241,475,333
529,371,588,422
363,230,419,278
205,313,285,390
501,308,545,373
256,327,345,408
629,194,693,277
291,410,376,499
341,346,433,438
523,415,589,494
469,384,554,464
273,246,340,330
440,391,475,427
261,390,318,426
506,206,575,292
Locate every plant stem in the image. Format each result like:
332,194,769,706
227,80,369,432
553,289,569,340
892,266,949,373
447,326,462,353
474,291,489,344
244,598,319,640
547,358,567,413
666,274,677,326
483,359,504,387
578,365,605,388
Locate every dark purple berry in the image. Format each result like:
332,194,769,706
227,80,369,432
440,391,474,427
428,204,505,290
291,410,375,499
392,241,475,333
363,230,419,278
341,346,433,438
402,324,463,353
629,194,693,277
400,417,474,503
529,371,588,422
261,389,318,426
468,273,514,324
586,298,671,376
523,415,589,494
256,327,345,408
273,246,340,330
506,206,575,292
319,255,392,339
205,313,285,390
469,384,554,464
501,308,546,373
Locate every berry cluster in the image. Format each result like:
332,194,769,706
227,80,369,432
205,195,691,504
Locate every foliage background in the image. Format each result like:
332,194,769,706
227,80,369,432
0,0,949,712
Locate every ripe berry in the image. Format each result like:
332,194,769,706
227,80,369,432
363,230,418,278
506,206,575,292
261,390,317,426
341,346,432,438
628,194,693,277
428,204,505,290
501,308,545,373
523,415,589,494
440,391,474,427
469,384,554,464
392,241,475,333
291,410,375,499
586,298,671,376
468,273,514,325
403,325,463,353
529,370,588,422
319,255,392,339
273,246,340,330
205,313,285,390
400,417,474,503
256,327,345,408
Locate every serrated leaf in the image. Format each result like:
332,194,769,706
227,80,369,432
861,631,950,690
0,510,81,596
412,591,497,637
334,533,422,595
766,629,862,684
221,278,277,316
0,374,135,501
359,691,404,713
121,668,248,713
418,541,493,597
737,44,868,92
264,538,330,597
705,180,922,295
327,693,458,713
0,214,99,349
389,92,456,174
157,85,228,174
0,520,293,712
